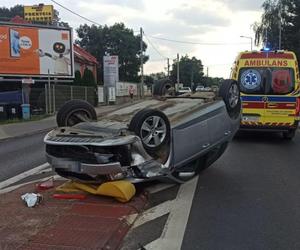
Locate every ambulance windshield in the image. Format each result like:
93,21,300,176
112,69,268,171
239,68,295,95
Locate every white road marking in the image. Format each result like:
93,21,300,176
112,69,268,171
0,175,64,194
132,200,172,229
145,176,199,250
0,163,50,190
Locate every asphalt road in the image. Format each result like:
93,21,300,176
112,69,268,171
182,131,300,250
0,131,48,182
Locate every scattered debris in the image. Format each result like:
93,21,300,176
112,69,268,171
56,180,136,203
36,177,54,191
21,193,43,208
52,193,86,200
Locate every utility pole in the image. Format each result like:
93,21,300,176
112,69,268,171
167,58,170,78
177,53,180,87
140,27,144,98
278,0,282,50
191,68,194,90
206,66,209,77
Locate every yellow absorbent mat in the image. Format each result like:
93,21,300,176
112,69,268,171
56,180,136,203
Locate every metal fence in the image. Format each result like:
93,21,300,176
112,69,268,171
30,84,96,115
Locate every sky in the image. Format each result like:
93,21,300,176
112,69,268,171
2,0,264,78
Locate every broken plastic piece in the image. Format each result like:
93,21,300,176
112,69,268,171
36,177,54,191
56,180,136,203
21,193,43,208
52,194,86,200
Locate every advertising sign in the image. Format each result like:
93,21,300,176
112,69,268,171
103,55,119,87
0,23,74,78
24,5,54,23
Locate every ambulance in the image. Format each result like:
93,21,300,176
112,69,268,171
231,50,300,139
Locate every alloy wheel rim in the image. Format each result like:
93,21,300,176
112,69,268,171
228,84,239,108
140,115,167,147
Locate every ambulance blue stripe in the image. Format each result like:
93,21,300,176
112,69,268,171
241,96,296,102
241,96,262,102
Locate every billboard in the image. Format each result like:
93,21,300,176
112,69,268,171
24,5,54,23
0,23,74,78
103,55,119,86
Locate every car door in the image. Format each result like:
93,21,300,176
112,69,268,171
171,113,209,169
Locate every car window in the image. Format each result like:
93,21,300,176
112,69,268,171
239,67,295,95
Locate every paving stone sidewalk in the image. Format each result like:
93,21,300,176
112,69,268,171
0,180,148,250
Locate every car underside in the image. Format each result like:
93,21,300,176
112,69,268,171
44,80,241,183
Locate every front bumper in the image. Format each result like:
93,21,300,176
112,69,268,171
46,154,125,176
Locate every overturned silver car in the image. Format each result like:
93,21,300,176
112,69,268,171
44,80,241,183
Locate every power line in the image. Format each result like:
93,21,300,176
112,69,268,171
50,0,102,26
143,32,168,60
148,35,249,46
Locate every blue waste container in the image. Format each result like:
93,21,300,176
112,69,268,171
21,104,31,120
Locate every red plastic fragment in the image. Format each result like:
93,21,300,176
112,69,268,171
52,194,86,200
36,178,54,191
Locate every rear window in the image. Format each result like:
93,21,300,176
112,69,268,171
239,67,295,95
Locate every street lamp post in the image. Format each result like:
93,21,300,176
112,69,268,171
240,35,253,51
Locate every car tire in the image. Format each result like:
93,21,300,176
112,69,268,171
219,79,241,119
282,129,296,140
56,99,97,127
153,79,173,96
129,108,171,152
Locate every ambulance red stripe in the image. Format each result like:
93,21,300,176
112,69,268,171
240,53,294,59
243,102,296,109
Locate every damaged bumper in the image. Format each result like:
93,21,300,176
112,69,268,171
45,129,168,183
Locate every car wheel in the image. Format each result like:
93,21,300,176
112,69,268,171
129,108,171,152
153,79,173,96
219,79,241,119
282,129,296,140
56,99,97,127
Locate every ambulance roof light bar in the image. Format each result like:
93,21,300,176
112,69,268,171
262,47,271,52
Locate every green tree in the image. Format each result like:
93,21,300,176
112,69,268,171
202,77,224,87
74,70,82,85
0,5,23,21
82,68,96,87
254,0,300,60
149,72,167,81
170,55,204,87
76,23,149,83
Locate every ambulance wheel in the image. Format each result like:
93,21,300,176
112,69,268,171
219,79,241,119
56,99,97,127
282,129,296,140
129,108,171,152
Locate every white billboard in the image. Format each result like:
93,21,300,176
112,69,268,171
103,55,119,86
0,22,74,78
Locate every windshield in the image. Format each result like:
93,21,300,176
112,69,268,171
238,67,295,95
